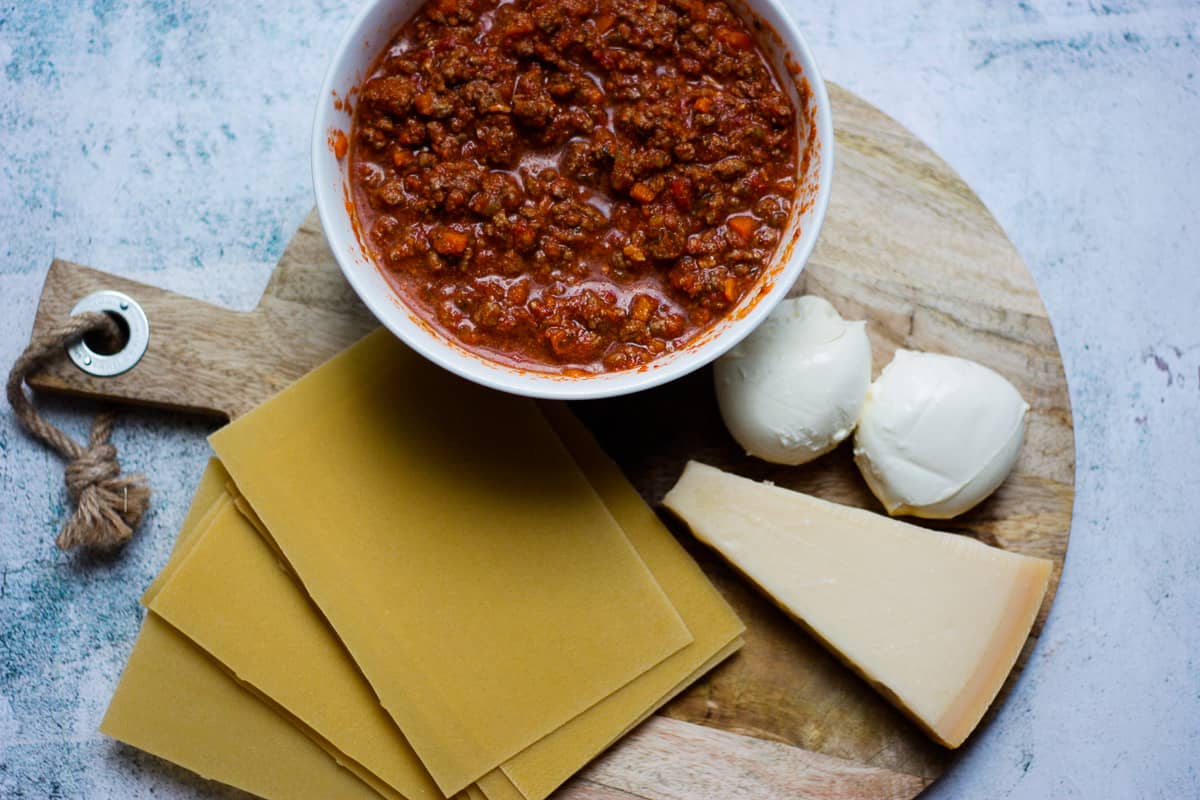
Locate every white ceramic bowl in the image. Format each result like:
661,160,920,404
312,0,833,399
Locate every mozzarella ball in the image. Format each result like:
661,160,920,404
854,350,1029,519
715,296,872,465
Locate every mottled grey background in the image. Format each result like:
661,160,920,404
1,1,1198,798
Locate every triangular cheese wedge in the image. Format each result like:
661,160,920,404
662,461,1052,748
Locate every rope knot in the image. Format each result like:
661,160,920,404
65,441,120,498
6,311,152,551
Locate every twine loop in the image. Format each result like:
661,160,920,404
6,310,150,550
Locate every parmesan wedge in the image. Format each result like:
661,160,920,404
663,461,1052,747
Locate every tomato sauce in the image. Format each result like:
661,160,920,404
349,0,801,372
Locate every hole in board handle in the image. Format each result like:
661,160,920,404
67,291,151,377
82,311,131,356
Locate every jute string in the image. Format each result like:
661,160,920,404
6,311,150,550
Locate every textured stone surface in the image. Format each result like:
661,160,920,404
1,1,1197,798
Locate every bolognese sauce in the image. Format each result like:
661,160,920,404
349,0,801,372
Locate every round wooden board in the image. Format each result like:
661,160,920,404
26,84,1074,798
570,83,1075,794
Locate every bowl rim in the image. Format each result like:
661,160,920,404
312,0,834,400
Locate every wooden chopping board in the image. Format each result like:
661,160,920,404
26,83,1074,800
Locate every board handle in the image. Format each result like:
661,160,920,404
26,260,264,420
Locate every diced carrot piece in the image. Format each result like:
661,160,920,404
331,130,349,160
727,215,756,245
716,27,752,48
723,277,739,303
595,13,616,33
693,96,714,113
630,182,658,203
431,227,469,255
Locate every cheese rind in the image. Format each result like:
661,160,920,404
662,461,1052,748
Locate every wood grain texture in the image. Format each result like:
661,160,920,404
561,717,928,800
28,215,376,419
25,84,1073,800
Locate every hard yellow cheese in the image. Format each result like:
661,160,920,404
662,461,1052,748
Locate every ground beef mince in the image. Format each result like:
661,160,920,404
349,0,800,372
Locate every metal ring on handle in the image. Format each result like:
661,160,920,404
66,291,150,377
